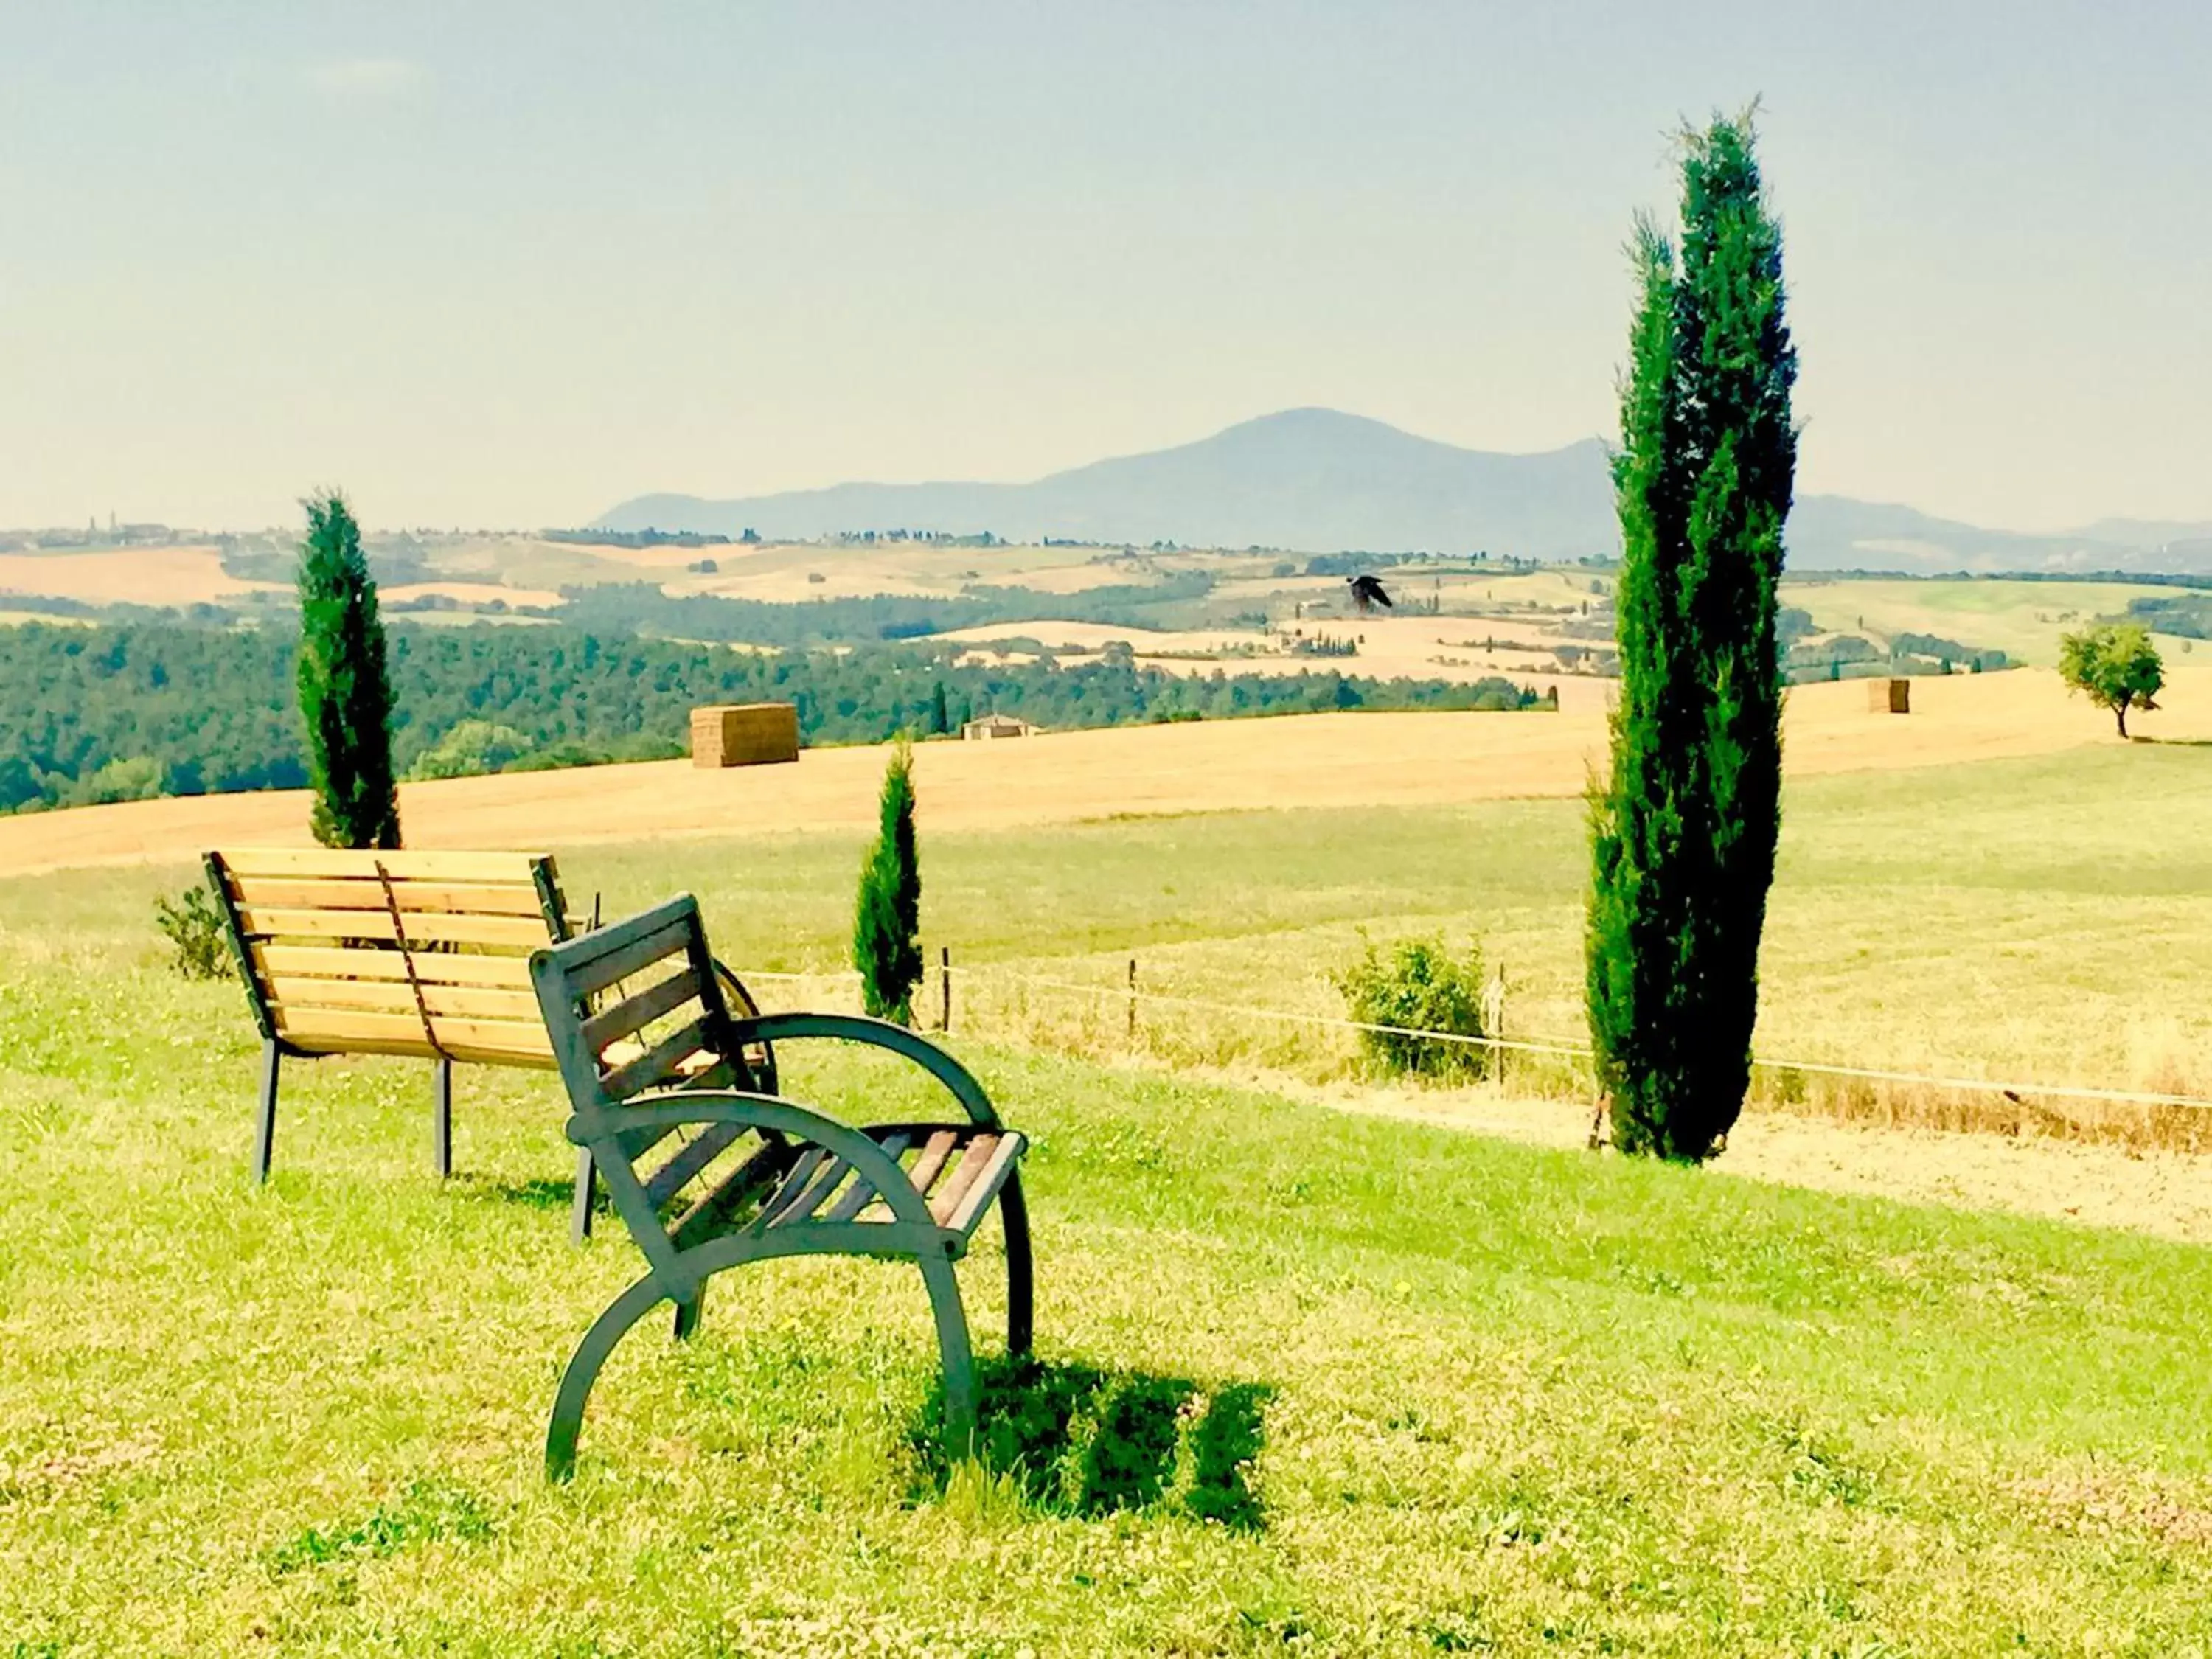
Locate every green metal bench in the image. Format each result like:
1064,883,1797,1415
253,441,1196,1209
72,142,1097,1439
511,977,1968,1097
529,892,1034,1481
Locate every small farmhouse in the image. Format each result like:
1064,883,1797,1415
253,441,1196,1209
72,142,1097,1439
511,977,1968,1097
961,713,1034,741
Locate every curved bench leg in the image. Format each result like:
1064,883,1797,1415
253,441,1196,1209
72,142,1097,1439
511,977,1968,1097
998,1170,1035,1359
920,1252,978,1458
672,1284,705,1341
546,1273,668,1483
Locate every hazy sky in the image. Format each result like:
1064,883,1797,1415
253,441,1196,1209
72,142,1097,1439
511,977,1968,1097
4,2,2208,532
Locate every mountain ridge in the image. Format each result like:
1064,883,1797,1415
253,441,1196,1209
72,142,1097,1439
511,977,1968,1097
596,408,2212,575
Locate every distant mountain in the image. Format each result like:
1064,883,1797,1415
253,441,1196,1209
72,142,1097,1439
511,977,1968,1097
596,408,2212,576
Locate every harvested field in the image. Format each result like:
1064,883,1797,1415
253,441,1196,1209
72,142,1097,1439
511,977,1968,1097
2,668,2204,879
942,611,1622,708
0,545,285,606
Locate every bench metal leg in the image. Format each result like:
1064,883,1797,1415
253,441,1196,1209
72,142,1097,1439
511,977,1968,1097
999,1169,1035,1359
672,1284,704,1341
431,1058,453,1180
254,1040,281,1184
921,1252,978,1458
546,1273,667,1483
569,1147,596,1245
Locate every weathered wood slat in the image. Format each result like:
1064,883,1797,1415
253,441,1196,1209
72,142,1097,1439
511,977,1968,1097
597,1015,712,1102
641,1120,748,1210
941,1133,1023,1234
254,944,536,987
751,1146,828,1230
927,1134,1001,1228
273,1030,558,1068
273,1006,551,1060
217,847,547,883
231,876,547,917
902,1129,961,1198
823,1131,911,1223
237,908,550,948
580,967,703,1056
667,1139,792,1252
768,1155,852,1228
558,915,697,999
265,975,542,1021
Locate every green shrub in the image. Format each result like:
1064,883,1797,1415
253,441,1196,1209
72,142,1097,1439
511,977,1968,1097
406,719,534,780
154,883,234,981
1333,936,1488,1082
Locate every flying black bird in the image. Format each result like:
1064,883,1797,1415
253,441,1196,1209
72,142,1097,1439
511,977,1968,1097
1346,574,1394,615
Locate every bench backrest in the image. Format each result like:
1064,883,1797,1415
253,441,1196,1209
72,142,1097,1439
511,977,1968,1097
206,848,572,1068
529,892,748,1113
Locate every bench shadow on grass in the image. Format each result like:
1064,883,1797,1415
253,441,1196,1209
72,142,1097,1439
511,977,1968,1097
912,1356,1273,1531
465,1175,577,1211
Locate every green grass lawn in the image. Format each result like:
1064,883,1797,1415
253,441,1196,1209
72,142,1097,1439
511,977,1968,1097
6,751,2212,1652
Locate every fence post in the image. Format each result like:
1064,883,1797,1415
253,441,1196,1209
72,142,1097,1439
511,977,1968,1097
940,946,952,1034
1482,964,1507,1093
1127,957,1138,1050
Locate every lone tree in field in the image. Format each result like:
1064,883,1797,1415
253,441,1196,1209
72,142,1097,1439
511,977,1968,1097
1586,111,1797,1163
296,490,401,849
853,736,922,1023
2059,623,2163,737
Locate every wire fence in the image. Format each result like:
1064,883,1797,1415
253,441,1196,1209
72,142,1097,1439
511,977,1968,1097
731,959,2212,1118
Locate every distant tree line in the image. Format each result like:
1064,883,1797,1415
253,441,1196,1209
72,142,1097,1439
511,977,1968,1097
538,572,1220,643
2122,594,2212,639
541,528,734,549
0,620,1546,814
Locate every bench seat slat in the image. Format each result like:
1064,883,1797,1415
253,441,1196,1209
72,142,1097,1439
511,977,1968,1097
823,1131,911,1222
254,944,536,988
939,1133,1023,1234
751,1146,829,1229
668,1139,794,1252
902,1129,961,1199
641,1120,750,1210
768,1155,854,1228
926,1134,1001,1228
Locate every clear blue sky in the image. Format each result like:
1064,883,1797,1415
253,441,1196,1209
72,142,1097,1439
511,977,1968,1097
4,1,2207,532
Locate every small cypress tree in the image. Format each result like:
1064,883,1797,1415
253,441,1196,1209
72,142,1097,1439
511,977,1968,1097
930,680,951,737
852,736,922,1023
1586,111,1796,1162
296,490,401,849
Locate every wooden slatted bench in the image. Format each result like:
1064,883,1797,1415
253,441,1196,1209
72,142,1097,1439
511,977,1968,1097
529,892,1034,1480
205,849,776,1222
206,848,574,1185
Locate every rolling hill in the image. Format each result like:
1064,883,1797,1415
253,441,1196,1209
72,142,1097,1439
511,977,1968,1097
597,407,2212,574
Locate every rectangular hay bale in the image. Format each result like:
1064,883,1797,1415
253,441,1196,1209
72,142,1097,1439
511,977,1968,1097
691,703,800,768
1868,678,1910,714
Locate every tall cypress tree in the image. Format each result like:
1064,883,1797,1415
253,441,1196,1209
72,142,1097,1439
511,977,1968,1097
296,490,402,849
1586,112,1796,1162
852,736,922,1023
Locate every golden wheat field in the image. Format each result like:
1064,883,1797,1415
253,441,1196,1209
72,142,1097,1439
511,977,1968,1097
0,545,286,607
0,667,2202,879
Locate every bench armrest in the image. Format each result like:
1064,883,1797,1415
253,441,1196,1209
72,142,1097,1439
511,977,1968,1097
720,1011,1001,1130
